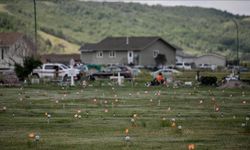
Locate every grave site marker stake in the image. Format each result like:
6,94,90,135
246,117,249,126
124,128,130,146
158,99,161,106
188,144,195,150
46,114,51,124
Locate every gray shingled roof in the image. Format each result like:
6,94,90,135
80,36,176,51
0,32,36,52
198,53,225,59
0,32,23,46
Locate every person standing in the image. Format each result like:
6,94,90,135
54,66,59,80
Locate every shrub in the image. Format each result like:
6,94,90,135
155,54,167,66
14,56,42,81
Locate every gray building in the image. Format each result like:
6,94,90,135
79,36,176,66
176,49,196,64
175,46,226,68
194,53,226,67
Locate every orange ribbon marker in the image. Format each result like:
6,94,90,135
125,128,129,135
188,144,195,150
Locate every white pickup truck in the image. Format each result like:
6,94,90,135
32,63,80,80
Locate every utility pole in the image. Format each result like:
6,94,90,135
33,0,37,51
232,19,240,80
232,19,239,66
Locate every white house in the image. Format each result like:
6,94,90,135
175,48,226,68
194,53,226,67
0,32,35,69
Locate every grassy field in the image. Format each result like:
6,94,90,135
0,4,10,14
0,82,250,150
38,31,80,54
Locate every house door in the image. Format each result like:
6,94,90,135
127,51,133,64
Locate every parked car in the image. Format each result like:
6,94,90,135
0,70,19,85
234,66,249,72
150,68,181,83
239,67,249,72
130,67,141,76
198,64,210,69
91,65,132,79
134,65,144,69
156,65,175,70
151,68,181,78
32,63,80,80
198,64,217,70
76,64,89,74
175,62,192,70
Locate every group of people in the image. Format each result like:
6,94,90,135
146,72,166,86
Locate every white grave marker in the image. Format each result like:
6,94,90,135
70,59,75,86
118,72,121,85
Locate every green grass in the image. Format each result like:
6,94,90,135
0,4,9,13
38,31,80,54
0,83,250,149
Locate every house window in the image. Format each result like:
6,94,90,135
153,50,159,58
96,51,103,58
109,51,116,58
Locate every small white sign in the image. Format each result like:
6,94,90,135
69,69,76,76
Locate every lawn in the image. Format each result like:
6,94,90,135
0,82,249,150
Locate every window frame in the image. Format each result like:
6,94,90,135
109,50,116,58
96,51,103,58
153,50,159,58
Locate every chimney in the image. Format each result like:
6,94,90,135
126,37,129,45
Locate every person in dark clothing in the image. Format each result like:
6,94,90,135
54,66,59,80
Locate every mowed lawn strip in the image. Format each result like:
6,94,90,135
0,84,249,150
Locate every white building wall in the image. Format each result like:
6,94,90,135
0,38,30,69
176,56,196,64
194,55,226,67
